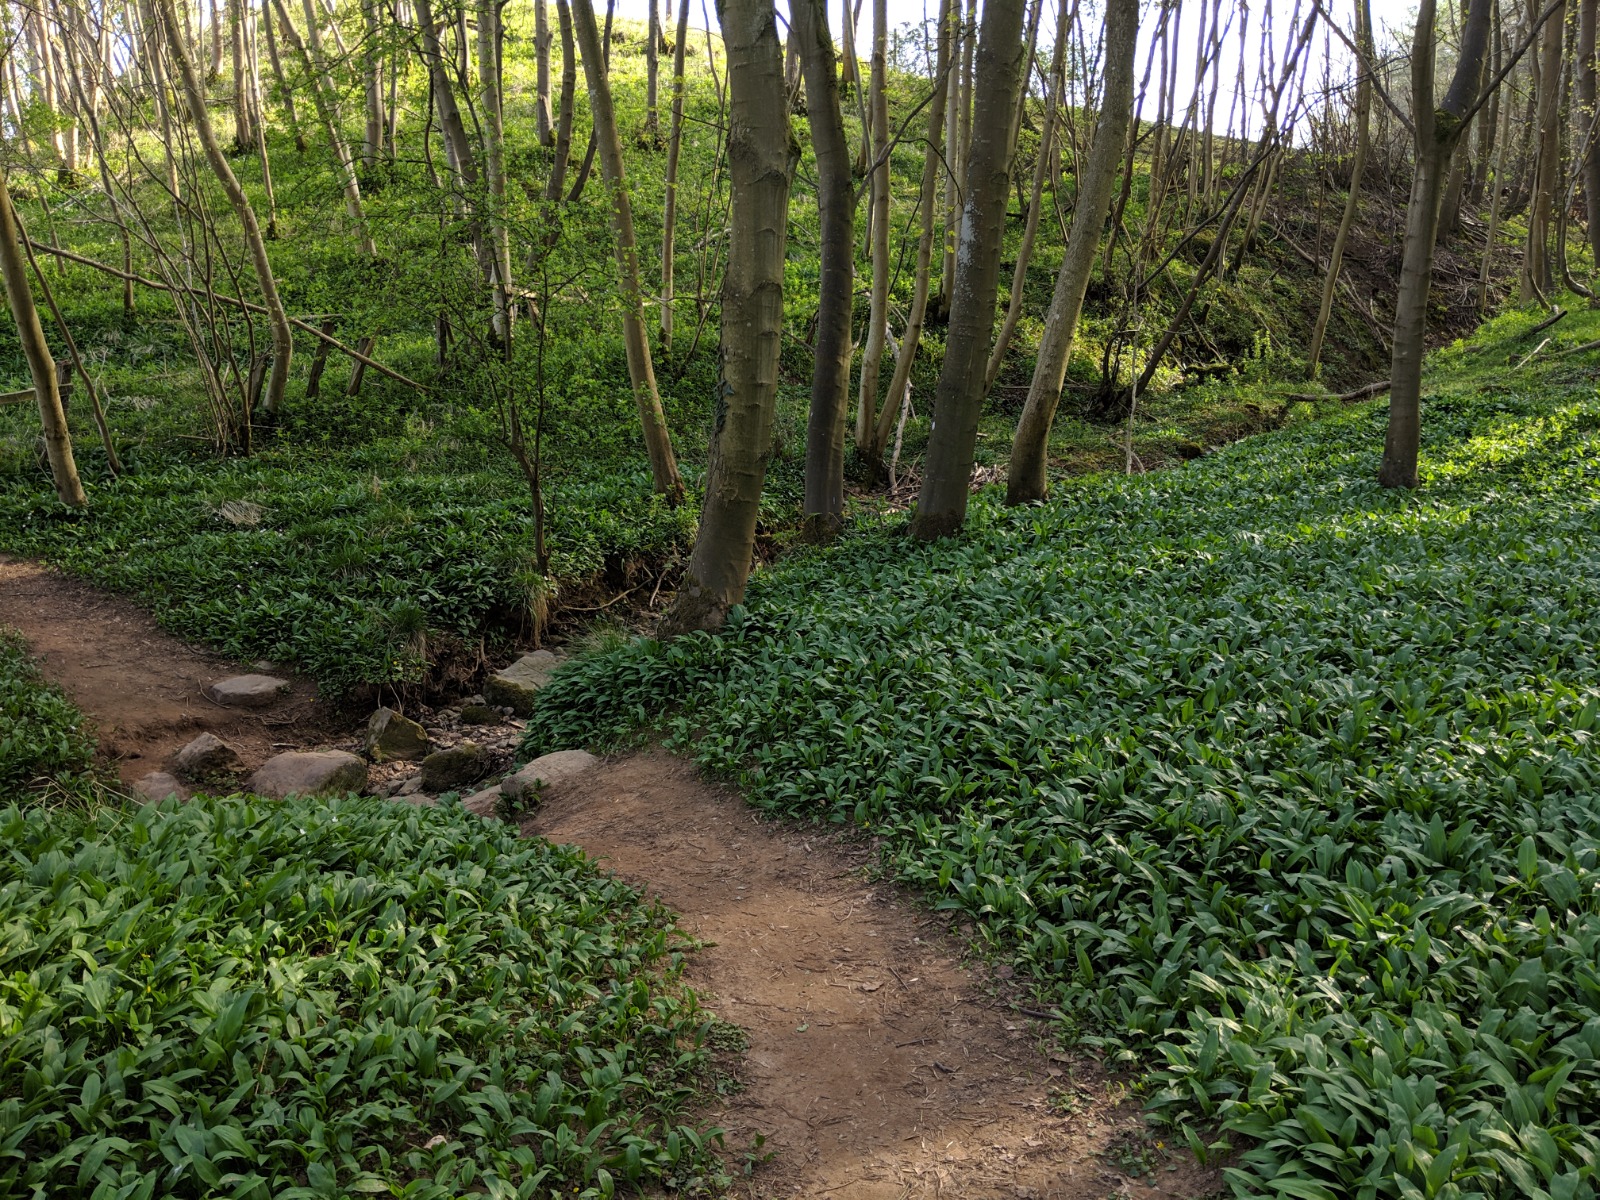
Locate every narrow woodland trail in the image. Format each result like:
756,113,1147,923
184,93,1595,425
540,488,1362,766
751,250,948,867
2,558,1218,1198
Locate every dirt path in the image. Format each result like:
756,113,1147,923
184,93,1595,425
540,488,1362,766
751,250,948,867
4,558,1217,1197
0,556,326,782
528,753,1217,1199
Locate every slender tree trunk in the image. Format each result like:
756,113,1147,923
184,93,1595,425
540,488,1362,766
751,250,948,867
869,0,953,466
986,0,1069,392
0,168,83,506
1308,0,1371,376
793,0,854,536
666,0,792,633
659,0,691,348
413,0,478,186
855,0,891,447
571,0,684,502
1005,0,1137,505
535,0,554,145
1581,0,1600,264
1380,0,1493,488
479,0,512,342
909,0,1029,540
362,0,385,170
545,0,577,202
158,0,293,418
262,0,305,151
645,0,661,143
230,0,257,151
1524,0,1565,296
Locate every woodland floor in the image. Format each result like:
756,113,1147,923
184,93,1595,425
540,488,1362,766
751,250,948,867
1,555,1220,1198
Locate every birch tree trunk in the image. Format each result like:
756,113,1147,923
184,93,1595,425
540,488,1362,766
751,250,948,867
158,0,294,418
793,0,854,536
572,0,684,502
909,0,1029,540
666,0,792,633
1005,0,1137,505
0,167,83,506
1379,0,1493,488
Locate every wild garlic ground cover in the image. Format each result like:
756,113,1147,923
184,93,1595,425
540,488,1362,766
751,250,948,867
0,627,100,802
521,341,1600,1196
0,794,722,1199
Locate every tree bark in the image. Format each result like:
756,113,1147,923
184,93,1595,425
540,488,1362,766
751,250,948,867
1581,0,1600,264
666,0,793,633
546,0,577,201
1379,0,1494,488
262,0,305,151
793,0,854,537
659,0,690,346
1308,0,1371,376
868,0,953,467
160,0,294,419
1005,0,1137,505
908,0,1029,540
855,0,891,449
571,0,685,503
0,168,83,506
535,0,555,146
362,0,385,168
1523,0,1565,297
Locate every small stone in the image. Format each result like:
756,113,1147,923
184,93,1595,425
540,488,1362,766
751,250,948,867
172,732,240,780
482,650,561,716
459,704,498,726
462,784,503,818
420,742,489,791
397,775,426,796
248,750,367,799
132,771,188,804
365,707,431,762
205,674,289,708
501,749,599,803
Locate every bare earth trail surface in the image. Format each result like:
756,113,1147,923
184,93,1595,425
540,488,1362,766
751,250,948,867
3,557,1217,1198
0,555,326,782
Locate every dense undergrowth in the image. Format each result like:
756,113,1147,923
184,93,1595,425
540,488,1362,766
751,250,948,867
0,644,722,1199
519,303,1600,1198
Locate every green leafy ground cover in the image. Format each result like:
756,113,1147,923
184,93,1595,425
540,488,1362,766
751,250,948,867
519,306,1600,1198
1,794,722,1198
0,627,100,802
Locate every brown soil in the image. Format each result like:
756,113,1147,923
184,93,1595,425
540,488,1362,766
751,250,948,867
528,752,1220,1199
0,555,330,783
5,558,1220,1197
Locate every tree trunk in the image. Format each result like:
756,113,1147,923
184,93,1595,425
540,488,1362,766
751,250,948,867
0,168,83,506
868,0,953,466
479,0,512,343
571,0,684,503
535,0,555,146
1005,0,1137,505
985,0,1069,393
159,0,294,418
1523,0,1565,297
413,0,479,186
645,0,661,143
1581,0,1600,265
362,0,385,169
659,0,691,347
1308,0,1372,376
230,0,257,151
262,0,305,151
908,0,1029,540
855,0,891,448
666,0,792,633
793,0,854,537
1380,0,1493,488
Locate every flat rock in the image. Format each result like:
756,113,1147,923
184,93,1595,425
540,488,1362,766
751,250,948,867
365,707,430,761
420,742,489,791
172,732,240,780
501,749,600,803
482,650,561,716
132,771,189,804
205,674,289,708
248,750,367,799
396,775,426,797
462,784,503,818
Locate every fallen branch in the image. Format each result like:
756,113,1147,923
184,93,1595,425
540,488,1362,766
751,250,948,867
1556,336,1600,359
1281,378,1392,403
23,239,428,393
1513,337,1552,371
